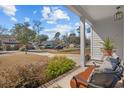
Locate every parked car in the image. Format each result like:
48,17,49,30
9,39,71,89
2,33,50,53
55,45,63,49
45,45,54,49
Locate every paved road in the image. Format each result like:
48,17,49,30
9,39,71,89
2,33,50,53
0,51,17,56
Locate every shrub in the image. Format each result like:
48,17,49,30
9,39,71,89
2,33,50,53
0,63,50,88
47,56,75,78
13,45,19,50
19,46,26,51
6,45,19,51
16,63,49,88
0,46,3,50
6,45,11,51
0,67,21,88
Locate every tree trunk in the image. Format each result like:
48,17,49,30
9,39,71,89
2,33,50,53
24,45,28,54
25,50,27,54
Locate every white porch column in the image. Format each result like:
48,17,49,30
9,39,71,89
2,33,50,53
80,17,85,67
123,18,124,65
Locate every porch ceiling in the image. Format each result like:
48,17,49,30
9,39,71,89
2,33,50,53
81,6,120,21
67,5,124,21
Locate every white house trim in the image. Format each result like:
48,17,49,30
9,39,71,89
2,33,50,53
122,19,124,63
80,17,85,67
66,5,95,24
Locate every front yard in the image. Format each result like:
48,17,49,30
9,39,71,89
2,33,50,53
0,52,76,88
0,52,49,69
38,48,80,54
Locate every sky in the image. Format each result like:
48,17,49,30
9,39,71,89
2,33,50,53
0,5,91,39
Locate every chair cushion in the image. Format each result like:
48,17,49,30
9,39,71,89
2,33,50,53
98,57,119,72
110,58,120,70
99,60,114,72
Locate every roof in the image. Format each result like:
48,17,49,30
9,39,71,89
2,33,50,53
41,41,54,45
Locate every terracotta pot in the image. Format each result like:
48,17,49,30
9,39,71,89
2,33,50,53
101,49,112,56
106,50,112,56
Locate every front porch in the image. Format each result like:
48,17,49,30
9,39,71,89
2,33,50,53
44,5,124,88
68,5,124,66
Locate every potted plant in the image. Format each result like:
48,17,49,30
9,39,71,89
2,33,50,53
100,37,114,56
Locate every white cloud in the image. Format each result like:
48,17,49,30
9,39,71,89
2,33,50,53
51,7,59,10
11,17,17,22
0,5,17,23
42,7,51,19
24,17,30,22
53,9,70,20
41,6,70,24
74,22,80,30
47,21,56,24
33,10,37,14
44,24,72,35
28,26,33,30
75,22,80,26
0,5,17,16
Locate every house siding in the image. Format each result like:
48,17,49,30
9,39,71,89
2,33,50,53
91,17,123,60
91,30,103,60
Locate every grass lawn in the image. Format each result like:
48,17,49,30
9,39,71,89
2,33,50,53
41,48,80,54
40,48,90,55
59,48,80,54
0,52,49,70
